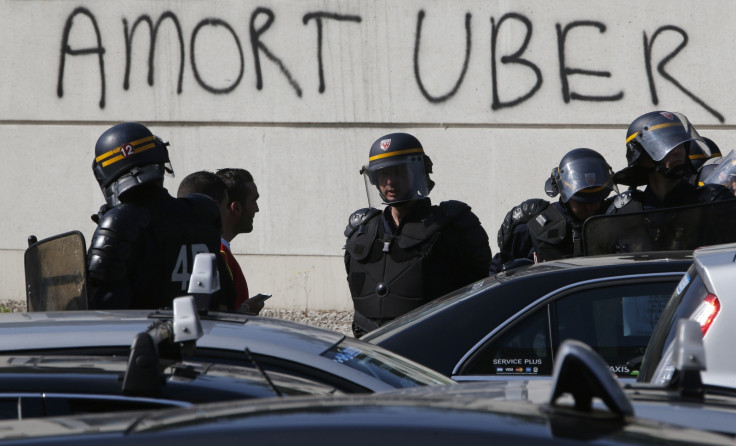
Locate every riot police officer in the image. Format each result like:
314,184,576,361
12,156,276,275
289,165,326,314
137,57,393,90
87,122,235,310
608,111,733,213
344,133,491,337
688,137,722,185
493,148,617,271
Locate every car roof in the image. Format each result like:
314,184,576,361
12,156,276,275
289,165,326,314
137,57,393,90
0,310,447,392
363,252,693,374
0,376,730,445
0,338,730,445
0,310,343,355
368,250,693,339
385,379,736,437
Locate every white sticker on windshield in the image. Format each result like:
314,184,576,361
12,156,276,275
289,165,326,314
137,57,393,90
676,272,691,296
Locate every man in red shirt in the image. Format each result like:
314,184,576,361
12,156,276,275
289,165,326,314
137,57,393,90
177,170,262,313
216,168,262,312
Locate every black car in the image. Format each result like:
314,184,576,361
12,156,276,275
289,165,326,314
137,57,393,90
0,354,340,419
0,295,452,418
363,251,692,379
0,340,730,445
0,295,450,420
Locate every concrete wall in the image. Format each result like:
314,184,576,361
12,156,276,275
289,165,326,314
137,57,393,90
1,1,735,310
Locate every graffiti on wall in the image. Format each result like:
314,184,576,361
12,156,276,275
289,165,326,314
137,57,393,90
57,7,723,122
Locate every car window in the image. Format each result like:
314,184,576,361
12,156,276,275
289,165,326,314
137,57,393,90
459,309,553,376
460,279,676,378
554,281,672,376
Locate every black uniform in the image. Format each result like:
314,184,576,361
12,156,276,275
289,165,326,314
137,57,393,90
344,198,491,337
607,180,734,214
87,186,235,310
491,198,611,272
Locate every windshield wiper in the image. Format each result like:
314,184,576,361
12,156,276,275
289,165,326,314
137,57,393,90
244,348,282,397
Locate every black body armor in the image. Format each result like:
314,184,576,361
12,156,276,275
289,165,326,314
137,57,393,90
87,187,234,310
344,199,491,336
526,202,582,261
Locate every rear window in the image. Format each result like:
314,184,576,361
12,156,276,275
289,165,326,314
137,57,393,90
639,266,709,383
321,337,454,388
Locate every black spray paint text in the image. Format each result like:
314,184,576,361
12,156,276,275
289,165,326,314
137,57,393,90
57,7,723,121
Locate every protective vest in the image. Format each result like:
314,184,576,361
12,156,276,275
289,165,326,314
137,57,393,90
344,200,472,326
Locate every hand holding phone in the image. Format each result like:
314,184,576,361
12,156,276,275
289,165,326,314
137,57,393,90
237,293,272,314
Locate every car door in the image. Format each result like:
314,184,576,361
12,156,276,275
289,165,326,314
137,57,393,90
452,274,682,380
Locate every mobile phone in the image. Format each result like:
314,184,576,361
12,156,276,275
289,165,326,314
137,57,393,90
249,293,272,303
237,293,271,313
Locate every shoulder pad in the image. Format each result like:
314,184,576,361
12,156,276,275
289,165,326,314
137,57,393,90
514,198,550,222
439,200,471,219
345,208,381,237
97,203,150,240
498,198,550,249
181,193,219,220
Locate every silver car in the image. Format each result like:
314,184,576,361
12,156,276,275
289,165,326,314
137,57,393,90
639,242,736,388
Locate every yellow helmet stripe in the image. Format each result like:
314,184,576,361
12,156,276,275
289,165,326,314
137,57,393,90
690,152,722,160
95,135,156,164
626,122,684,144
369,147,423,162
99,142,157,168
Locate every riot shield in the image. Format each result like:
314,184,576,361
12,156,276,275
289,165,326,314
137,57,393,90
583,200,736,256
24,231,88,311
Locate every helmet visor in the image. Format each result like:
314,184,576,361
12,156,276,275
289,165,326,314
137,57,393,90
703,150,736,191
632,112,707,162
362,157,429,208
558,157,616,203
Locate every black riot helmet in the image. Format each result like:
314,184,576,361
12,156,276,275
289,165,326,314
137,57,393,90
703,149,736,191
613,111,708,186
360,132,433,207
92,122,174,207
689,136,722,171
545,148,617,204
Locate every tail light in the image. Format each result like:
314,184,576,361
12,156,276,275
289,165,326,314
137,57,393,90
691,294,720,336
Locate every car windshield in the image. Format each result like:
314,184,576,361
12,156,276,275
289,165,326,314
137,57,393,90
321,337,454,387
639,265,708,384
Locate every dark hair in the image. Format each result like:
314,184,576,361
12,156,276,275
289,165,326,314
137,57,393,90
176,170,228,203
216,168,254,203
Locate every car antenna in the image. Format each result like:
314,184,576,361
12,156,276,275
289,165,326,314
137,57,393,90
244,347,283,397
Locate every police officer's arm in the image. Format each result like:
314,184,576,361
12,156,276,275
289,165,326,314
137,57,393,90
497,198,550,251
87,206,145,309
441,201,492,281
